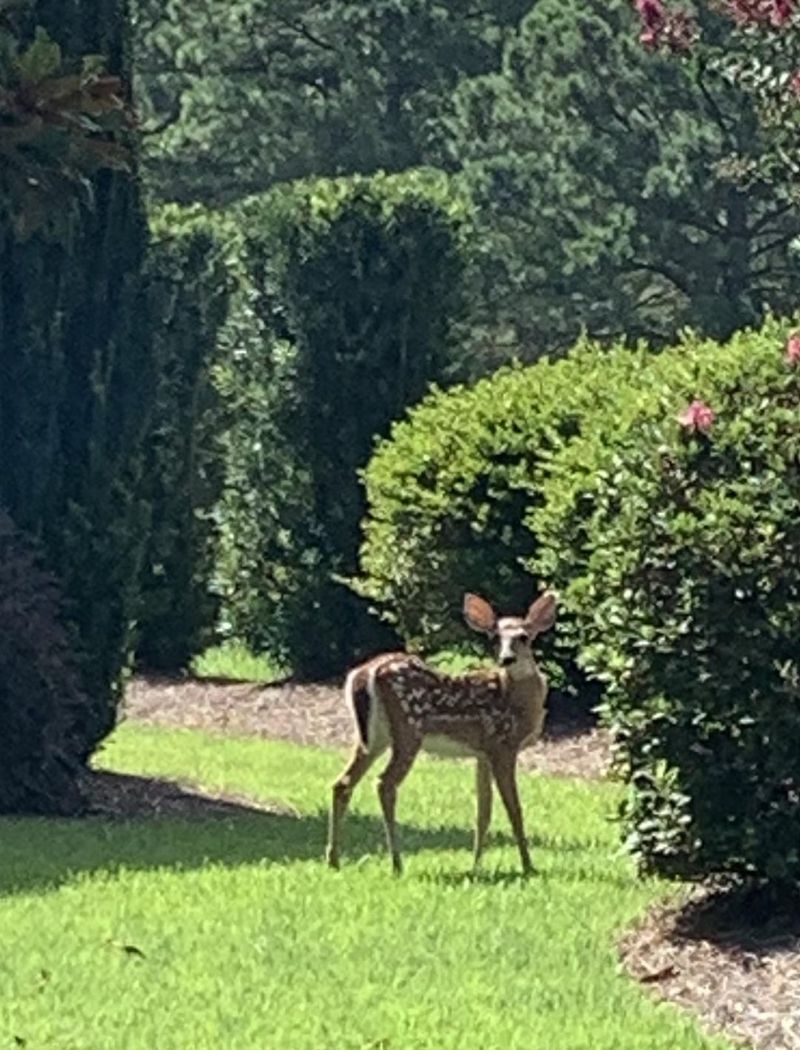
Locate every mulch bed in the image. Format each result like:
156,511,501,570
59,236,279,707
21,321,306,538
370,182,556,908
124,674,611,780
114,674,800,1050
621,886,800,1050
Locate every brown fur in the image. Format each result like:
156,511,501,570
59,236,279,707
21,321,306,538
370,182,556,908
326,592,556,876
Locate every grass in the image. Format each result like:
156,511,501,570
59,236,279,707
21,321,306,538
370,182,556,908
191,642,487,683
190,641,286,683
0,725,731,1050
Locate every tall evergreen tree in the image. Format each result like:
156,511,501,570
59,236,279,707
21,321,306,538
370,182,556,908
438,0,800,360
0,0,154,810
133,0,530,203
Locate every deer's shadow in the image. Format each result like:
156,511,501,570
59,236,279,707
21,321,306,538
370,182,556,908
0,771,482,899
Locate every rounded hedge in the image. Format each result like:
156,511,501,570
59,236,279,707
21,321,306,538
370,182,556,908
355,341,652,692
215,169,471,679
534,316,800,884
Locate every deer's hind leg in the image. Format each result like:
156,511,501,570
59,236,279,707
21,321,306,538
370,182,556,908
377,733,421,876
326,743,384,869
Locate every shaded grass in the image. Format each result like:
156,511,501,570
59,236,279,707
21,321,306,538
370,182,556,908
0,725,731,1050
192,642,487,683
190,642,285,683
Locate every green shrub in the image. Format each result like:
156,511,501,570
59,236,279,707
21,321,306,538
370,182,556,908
136,205,234,671
534,317,800,884
215,169,471,679
0,511,88,814
355,342,652,694
0,1,155,781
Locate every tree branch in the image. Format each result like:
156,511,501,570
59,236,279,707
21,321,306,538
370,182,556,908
693,57,736,149
140,97,183,137
624,259,691,296
273,14,338,54
750,230,800,261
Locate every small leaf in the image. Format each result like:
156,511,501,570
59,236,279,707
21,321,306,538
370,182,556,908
15,26,61,82
638,964,679,984
120,943,146,958
105,938,147,959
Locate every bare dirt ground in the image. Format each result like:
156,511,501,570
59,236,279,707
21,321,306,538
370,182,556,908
114,674,799,1050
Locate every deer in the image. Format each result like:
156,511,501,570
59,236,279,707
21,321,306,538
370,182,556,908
325,591,556,876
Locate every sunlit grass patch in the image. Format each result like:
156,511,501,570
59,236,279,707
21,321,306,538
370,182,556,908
0,725,731,1050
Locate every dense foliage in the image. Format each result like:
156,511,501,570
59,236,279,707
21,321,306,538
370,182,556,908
215,170,470,678
355,343,653,693
440,0,800,361
636,0,800,193
0,512,88,814
534,317,800,883
132,0,529,204
136,205,233,671
0,0,153,795
0,17,133,240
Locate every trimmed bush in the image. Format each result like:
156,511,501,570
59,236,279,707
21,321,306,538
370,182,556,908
355,342,651,693
136,205,234,671
0,511,87,814
215,169,471,679
0,1,154,780
534,317,800,884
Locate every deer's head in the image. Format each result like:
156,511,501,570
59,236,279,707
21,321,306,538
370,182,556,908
463,592,556,678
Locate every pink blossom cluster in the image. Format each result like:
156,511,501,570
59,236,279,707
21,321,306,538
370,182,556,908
635,0,697,50
678,400,716,434
721,0,795,26
634,0,796,51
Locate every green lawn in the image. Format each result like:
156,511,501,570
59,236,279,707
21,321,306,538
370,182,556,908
0,725,729,1050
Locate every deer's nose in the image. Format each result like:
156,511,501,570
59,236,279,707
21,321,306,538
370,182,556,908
500,654,515,667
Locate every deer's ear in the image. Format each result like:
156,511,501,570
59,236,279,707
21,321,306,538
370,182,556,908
463,593,497,635
525,592,556,635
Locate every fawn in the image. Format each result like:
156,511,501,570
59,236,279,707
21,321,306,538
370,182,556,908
325,591,556,875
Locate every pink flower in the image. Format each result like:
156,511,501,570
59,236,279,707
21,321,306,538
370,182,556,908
786,331,800,364
678,400,716,434
790,71,800,96
724,0,795,24
773,0,795,23
634,0,696,51
636,0,666,25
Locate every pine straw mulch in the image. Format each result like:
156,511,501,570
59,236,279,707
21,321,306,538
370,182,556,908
112,674,800,1050
621,885,800,1050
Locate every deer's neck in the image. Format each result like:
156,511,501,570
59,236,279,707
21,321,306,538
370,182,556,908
504,658,548,744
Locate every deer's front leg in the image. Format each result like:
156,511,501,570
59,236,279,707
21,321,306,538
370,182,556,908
473,758,493,869
490,752,533,876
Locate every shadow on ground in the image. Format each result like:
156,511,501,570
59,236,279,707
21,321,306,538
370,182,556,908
670,882,800,953
0,771,483,899
0,771,610,900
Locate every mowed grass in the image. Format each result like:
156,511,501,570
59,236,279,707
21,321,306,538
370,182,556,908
0,726,730,1050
